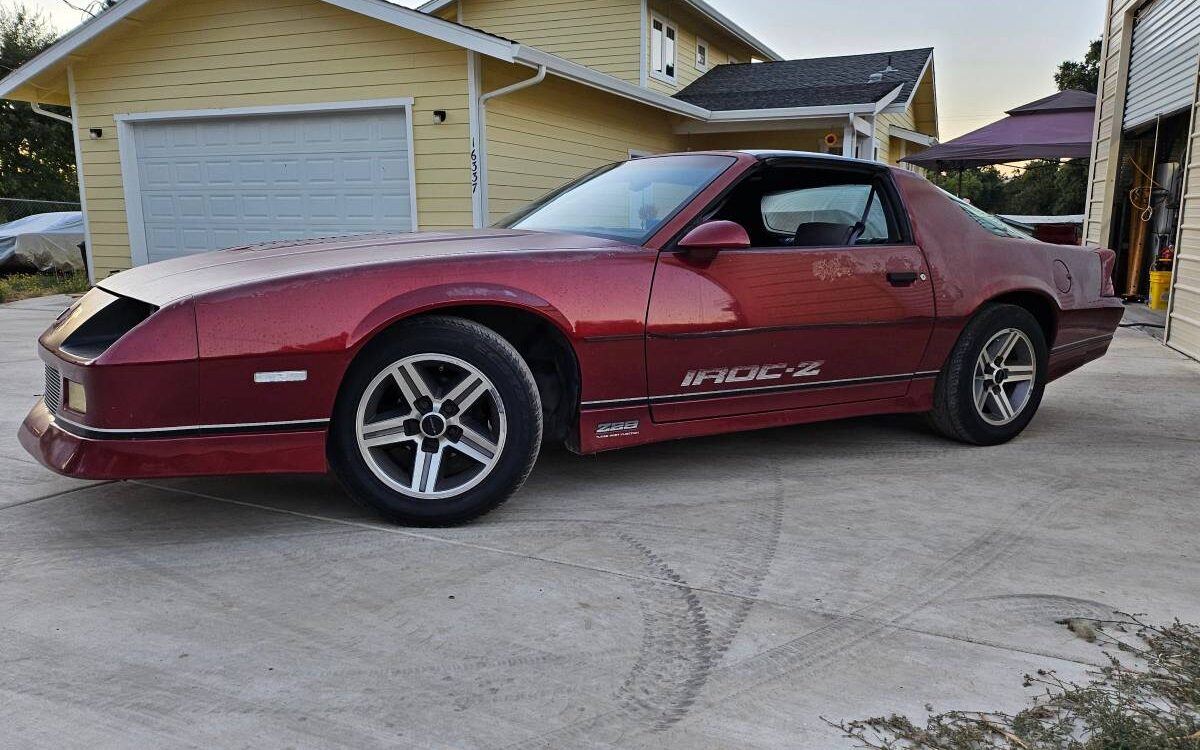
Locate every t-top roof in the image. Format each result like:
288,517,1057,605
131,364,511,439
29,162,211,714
675,48,934,111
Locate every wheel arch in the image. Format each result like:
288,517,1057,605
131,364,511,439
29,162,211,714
346,287,582,444
981,289,1060,347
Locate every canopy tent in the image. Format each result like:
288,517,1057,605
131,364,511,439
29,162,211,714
901,90,1096,170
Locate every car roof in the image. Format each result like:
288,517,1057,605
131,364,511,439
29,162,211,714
737,150,891,169
647,150,893,171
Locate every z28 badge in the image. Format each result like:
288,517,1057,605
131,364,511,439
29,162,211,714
596,420,640,437
680,362,825,387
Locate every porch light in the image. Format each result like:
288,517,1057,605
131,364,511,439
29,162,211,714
432,110,447,124
65,379,87,414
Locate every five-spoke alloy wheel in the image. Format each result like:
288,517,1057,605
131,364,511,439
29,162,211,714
329,316,542,526
928,304,1049,446
356,354,507,500
972,328,1037,426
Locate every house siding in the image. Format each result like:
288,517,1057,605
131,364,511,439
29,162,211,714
1166,65,1200,359
645,1,758,95
482,59,680,222
875,111,918,166
1084,0,1137,247
70,0,472,277
461,0,642,84
683,129,835,154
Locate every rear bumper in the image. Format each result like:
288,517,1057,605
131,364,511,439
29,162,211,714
18,399,329,480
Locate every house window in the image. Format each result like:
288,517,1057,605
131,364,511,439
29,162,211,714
650,15,677,82
696,38,709,71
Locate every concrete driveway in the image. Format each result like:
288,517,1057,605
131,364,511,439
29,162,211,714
3,295,1199,749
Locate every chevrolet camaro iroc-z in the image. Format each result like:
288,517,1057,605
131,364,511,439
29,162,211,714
20,151,1124,525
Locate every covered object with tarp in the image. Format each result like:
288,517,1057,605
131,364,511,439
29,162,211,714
0,212,85,273
901,90,1096,170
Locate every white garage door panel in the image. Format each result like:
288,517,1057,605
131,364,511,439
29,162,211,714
1123,0,1200,131
132,108,413,263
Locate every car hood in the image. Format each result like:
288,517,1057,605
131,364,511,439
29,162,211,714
98,229,628,306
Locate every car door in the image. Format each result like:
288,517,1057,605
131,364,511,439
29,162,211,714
645,164,936,423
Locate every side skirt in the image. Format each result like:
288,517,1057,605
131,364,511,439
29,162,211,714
574,379,937,455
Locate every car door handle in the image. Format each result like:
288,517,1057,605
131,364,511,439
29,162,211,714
886,271,921,287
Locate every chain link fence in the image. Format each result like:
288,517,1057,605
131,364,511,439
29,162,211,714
0,197,82,225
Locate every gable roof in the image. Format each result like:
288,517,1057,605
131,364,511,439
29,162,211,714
0,0,517,102
0,0,927,129
417,0,782,61
0,0,713,119
676,48,934,112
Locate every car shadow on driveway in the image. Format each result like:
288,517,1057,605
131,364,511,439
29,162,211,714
141,413,954,528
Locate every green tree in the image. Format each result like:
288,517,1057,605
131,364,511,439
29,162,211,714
929,167,1009,213
0,3,76,216
1055,39,1102,93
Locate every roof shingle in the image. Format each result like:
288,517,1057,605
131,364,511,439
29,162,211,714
675,47,933,111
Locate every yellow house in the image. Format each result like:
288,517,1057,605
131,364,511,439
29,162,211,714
0,0,939,281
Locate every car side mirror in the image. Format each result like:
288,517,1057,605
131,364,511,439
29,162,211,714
677,220,751,252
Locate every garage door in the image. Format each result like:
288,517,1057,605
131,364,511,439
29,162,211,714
130,107,414,264
1123,0,1200,131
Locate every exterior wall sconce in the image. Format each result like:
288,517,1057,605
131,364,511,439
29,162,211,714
89,128,103,139
432,110,447,124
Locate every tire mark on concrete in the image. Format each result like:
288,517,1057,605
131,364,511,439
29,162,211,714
703,465,785,666
505,464,785,749
614,534,714,732
504,534,714,750
686,478,1084,710
520,477,1081,748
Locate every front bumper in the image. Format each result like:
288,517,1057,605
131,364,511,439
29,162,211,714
19,399,329,480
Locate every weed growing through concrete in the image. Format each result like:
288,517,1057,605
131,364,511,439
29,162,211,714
829,614,1200,749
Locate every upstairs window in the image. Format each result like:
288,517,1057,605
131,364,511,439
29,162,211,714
650,16,677,82
696,38,709,71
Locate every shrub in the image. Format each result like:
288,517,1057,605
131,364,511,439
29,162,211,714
0,271,90,303
831,615,1200,749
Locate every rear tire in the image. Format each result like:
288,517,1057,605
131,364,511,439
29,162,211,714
927,304,1048,446
328,316,542,526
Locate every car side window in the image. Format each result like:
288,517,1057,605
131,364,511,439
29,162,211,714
761,184,894,243
709,164,904,249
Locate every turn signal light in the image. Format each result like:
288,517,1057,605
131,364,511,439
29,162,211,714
66,379,87,414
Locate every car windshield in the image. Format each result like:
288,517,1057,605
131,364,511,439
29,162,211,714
497,154,737,244
938,187,1033,240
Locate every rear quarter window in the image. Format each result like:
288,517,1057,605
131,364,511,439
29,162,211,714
939,188,1032,239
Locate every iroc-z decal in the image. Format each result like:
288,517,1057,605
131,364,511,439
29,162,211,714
680,361,825,388
596,420,640,437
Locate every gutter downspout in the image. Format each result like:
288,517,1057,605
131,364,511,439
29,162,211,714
31,101,73,125
32,97,91,282
475,64,547,225
479,64,547,106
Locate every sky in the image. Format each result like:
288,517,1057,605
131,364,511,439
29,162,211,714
27,0,1104,140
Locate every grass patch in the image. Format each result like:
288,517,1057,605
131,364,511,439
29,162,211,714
0,271,91,304
831,615,1200,749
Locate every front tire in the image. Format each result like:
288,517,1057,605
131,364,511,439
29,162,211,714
328,316,542,526
927,304,1048,446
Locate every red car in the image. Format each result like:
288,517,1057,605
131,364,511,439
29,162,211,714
20,151,1122,525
